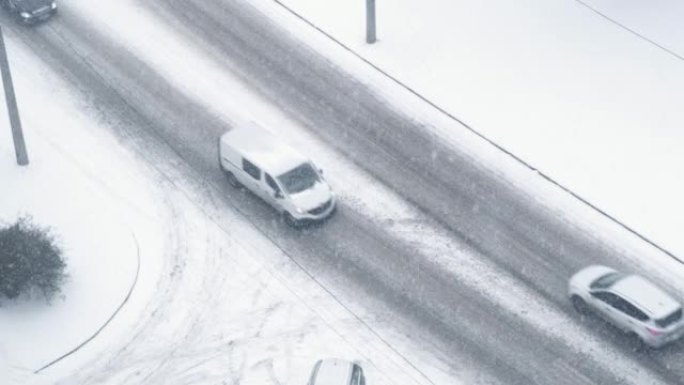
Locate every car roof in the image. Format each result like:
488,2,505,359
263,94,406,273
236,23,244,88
314,358,353,385
221,123,307,176
611,275,681,318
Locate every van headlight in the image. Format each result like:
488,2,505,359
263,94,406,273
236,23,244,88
51,2,57,9
20,12,32,19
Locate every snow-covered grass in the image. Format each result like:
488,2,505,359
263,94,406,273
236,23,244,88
0,30,165,378
268,0,684,263
579,0,684,58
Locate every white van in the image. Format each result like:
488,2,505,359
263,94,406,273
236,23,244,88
218,124,336,225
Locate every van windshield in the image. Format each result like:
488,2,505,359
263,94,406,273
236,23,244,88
277,162,320,194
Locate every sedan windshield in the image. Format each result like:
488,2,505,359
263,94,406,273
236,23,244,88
277,162,320,194
590,272,624,290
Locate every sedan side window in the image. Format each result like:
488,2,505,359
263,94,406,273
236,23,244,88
592,291,620,307
613,298,649,321
594,292,649,321
242,158,261,180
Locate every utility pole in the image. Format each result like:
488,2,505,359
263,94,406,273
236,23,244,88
366,0,376,44
0,26,29,166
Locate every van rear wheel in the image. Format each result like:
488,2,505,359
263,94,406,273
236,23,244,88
225,172,241,188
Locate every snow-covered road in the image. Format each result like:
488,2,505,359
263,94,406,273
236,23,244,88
2,0,684,384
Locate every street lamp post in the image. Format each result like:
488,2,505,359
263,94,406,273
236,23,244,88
0,26,29,166
366,0,376,44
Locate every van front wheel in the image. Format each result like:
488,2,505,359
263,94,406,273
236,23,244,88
284,212,300,227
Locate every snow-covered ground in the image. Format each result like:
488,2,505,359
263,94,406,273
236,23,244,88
272,0,684,260
579,0,684,57
0,32,165,377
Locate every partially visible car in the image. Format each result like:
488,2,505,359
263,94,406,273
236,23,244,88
1,0,57,24
569,265,684,348
307,359,366,385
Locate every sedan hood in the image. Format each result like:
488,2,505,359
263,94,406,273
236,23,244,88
569,265,617,291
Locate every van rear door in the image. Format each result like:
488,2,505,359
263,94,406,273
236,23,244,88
241,158,263,192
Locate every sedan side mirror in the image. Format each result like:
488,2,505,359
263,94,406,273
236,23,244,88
274,190,284,199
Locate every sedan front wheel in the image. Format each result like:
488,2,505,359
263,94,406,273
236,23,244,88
571,295,589,314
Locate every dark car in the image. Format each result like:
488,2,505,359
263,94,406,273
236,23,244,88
1,0,57,24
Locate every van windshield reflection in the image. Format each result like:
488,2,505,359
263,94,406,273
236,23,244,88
278,163,320,194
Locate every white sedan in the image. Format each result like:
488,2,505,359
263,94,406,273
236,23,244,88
569,265,684,348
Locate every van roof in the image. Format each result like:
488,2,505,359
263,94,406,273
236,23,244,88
221,123,308,176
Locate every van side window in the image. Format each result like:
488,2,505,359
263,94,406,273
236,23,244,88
242,158,261,180
265,174,280,193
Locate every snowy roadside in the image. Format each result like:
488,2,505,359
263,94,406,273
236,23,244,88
259,0,684,268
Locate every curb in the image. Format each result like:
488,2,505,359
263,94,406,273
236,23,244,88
35,230,141,373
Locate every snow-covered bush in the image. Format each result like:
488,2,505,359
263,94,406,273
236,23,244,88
0,216,67,302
